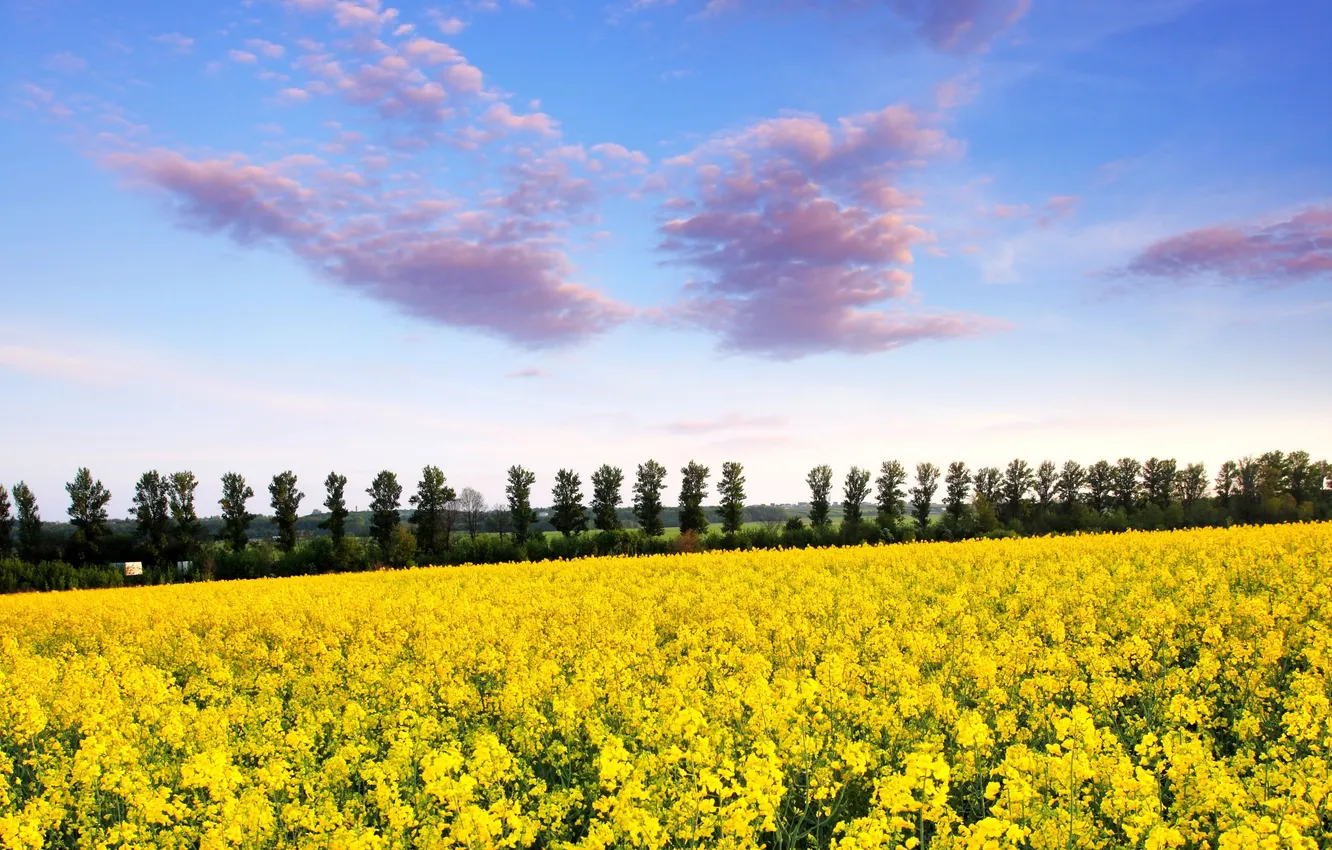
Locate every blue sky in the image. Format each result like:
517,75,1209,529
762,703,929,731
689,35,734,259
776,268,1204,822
2,0,1329,514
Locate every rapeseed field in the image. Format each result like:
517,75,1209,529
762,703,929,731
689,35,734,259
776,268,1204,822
1,524,1329,850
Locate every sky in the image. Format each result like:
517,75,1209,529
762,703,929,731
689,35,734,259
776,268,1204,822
1,0,1330,515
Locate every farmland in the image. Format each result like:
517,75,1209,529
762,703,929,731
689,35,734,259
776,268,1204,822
1,524,1330,849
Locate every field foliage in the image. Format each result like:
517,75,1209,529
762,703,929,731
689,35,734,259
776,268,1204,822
1,524,1330,849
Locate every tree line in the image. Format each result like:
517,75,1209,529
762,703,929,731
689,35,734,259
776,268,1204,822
1,450,1328,593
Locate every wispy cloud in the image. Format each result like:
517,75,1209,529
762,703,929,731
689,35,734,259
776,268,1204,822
1118,205,1332,287
662,413,787,434
43,51,87,73
153,32,195,54
696,0,1032,53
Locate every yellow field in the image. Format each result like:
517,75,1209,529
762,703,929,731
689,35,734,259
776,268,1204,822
1,525,1329,850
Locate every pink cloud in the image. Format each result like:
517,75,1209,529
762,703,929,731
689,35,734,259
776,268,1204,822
482,102,559,136
246,39,286,58
101,148,632,346
983,195,1080,226
18,83,74,118
153,32,195,54
895,0,1032,53
44,51,87,74
699,0,1030,53
436,16,467,35
287,0,399,29
229,49,259,64
506,367,548,378
658,105,1001,357
1122,206,1332,286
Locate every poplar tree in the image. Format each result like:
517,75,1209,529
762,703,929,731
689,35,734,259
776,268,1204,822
410,466,455,554
1176,463,1208,507
842,466,872,527
973,467,1002,505
717,461,747,535
1214,461,1238,509
590,465,624,532
1141,458,1177,509
1002,459,1033,522
632,460,667,537
0,485,12,556
1034,461,1058,510
910,462,940,531
874,460,907,530
806,465,833,529
269,470,304,553
1056,461,1086,510
367,470,403,551
1235,457,1261,515
505,466,537,544
1087,461,1115,513
678,461,711,535
1288,451,1314,503
550,469,587,538
942,462,971,521
320,472,349,543
1113,458,1142,512
219,472,255,552
13,482,41,562
66,467,111,565
131,470,171,561
169,471,203,555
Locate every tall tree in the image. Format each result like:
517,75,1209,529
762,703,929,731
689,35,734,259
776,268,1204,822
485,501,514,539
168,471,203,555
942,462,970,522
910,463,940,531
319,472,350,543
590,465,624,532
13,482,41,563
410,466,456,554
0,485,12,555
1141,458,1177,510
874,461,908,530
632,460,668,537
458,488,486,540
806,465,834,530
1288,451,1314,503
973,467,1002,505
1176,463,1208,507
1086,461,1115,514
1002,459,1033,521
506,466,537,544
66,467,111,565
367,470,403,551
718,461,747,535
678,461,711,536
550,469,588,538
1112,458,1141,512
1056,461,1086,511
269,470,304,553
1033,461,1058,511
1257,451,1288,501
1235,457,1261,513
219,473,256,552
843,466,872,527
1214,461,1238,509
131,470,171,562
